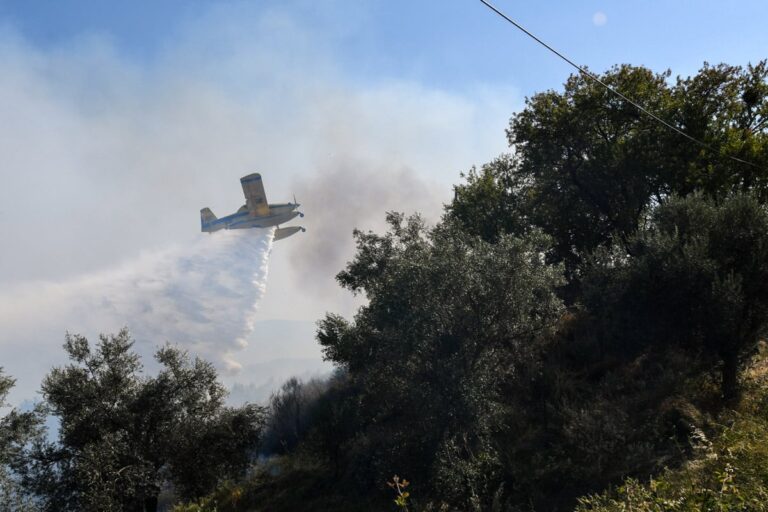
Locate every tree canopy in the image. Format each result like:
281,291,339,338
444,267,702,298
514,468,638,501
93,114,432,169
315,213,564,507
0,370,43,512
584,193,768,401
25,330,266,512
266,61,768,510
449,62,768,291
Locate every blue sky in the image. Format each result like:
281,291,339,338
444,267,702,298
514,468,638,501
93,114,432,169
2,0,767,96
0,0,766,403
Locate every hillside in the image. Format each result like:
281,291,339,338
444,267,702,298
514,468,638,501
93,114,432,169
578,344,768,511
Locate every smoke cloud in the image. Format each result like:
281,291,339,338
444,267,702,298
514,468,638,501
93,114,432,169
0,3,518,404
290,163,443,291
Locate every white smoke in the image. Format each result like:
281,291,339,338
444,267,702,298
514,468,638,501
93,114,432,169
0,229,274,401
0,3,519,404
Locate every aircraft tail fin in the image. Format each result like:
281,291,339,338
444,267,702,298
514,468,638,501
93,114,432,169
200,207,217,231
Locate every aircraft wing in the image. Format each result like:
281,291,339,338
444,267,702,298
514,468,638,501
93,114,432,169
240,173,270,216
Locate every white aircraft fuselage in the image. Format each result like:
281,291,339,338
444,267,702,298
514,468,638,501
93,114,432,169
203,203,301,232
200,173,305,239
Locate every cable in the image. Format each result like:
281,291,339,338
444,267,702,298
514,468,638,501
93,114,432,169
478,0,761,170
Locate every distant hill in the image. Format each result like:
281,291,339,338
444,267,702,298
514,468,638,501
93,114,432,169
226,319,334,405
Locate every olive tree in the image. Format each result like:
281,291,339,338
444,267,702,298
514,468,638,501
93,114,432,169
26,329,267,512
584,193,768,402
316,213,564,507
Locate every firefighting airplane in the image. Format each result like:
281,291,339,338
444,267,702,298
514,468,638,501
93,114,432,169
200,173,305,241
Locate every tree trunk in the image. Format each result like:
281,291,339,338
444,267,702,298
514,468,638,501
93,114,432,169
721,351,741,404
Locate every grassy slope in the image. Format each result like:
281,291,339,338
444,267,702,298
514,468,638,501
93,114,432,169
576,345,768,512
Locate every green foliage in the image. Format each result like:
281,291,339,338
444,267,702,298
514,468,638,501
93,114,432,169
0,465,40,512
0,368,44,512
240,196,768,511
584,193,768,401
446,154,532,244
172,480,245,512
576,396,768,511
24,329,267,512
511,65,673,273
262,376,331,455
316,212,564,508
449,62,768,292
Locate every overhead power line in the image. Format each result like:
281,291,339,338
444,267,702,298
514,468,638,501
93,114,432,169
478,0,761,170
